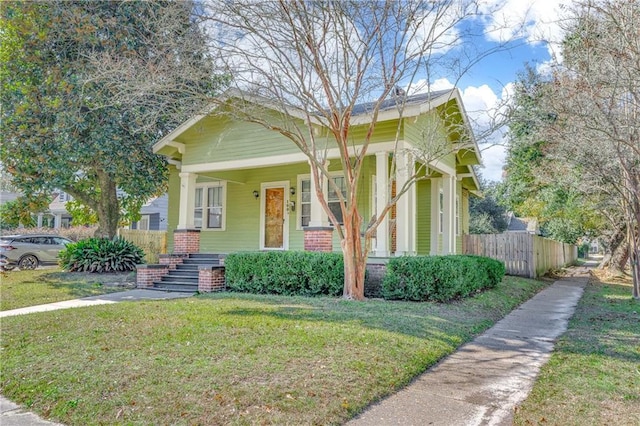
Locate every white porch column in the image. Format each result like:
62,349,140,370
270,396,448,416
177,172,198,229
374,151,389,257
442,174,457,254
308,162,328,227
54,214,62,229
430,178,441,255
37,213,43,228
395,151,413,255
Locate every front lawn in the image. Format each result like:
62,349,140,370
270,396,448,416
0,268,134,311
1,276,547,425
514,273,640,425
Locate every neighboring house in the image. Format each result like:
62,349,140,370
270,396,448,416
35,191,73,229
0,190,20,206
153,89,482,257
505,212,540,235
130,194,169,231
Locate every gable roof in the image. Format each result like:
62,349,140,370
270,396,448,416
154,88,465,152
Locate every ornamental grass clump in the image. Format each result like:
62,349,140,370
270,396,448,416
58,237,144,272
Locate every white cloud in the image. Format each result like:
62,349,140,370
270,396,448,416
407,77,512,181
459,83,514,182
479,0,570,47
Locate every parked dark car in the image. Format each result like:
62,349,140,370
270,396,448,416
0,234,72,270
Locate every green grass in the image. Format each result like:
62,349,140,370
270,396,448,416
0,275,547,425
0,269,134,311
514,275,640,426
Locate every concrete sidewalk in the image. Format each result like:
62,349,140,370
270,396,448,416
348,266,591,426
0,289,192,318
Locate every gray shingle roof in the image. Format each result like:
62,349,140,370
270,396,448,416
351,89,453,116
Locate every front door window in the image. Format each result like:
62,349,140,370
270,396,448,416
264,187,285,249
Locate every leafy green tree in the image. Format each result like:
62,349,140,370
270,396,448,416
501,0,640,298
469,179,508,234
0,1,221,238
0,196,50,229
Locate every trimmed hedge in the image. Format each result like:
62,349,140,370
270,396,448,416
58,237,145,273
224,251,344,296
381,255,506,302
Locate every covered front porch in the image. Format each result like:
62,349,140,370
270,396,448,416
167,144,464,258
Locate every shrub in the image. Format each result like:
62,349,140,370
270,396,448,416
224,251,344,296
381,255,505,302
58,237,145,272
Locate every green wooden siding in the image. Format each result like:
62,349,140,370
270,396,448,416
416,179,432,255
175,114,401,167
178,115,304,166
167,159,380,253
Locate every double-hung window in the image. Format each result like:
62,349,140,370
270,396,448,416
194,183,225,230
328,176,347,225
300,178,311,227
297,174,347,228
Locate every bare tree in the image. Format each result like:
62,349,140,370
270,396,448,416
540,0,640,298
192,0,512,299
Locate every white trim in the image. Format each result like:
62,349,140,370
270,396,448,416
180,141,406,173
194,181,227,231
296,174,311,230
153,113,209,153
375,151,390,257
179,140,457,178
259,181,290,250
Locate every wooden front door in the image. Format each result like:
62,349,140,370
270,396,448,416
263,186,286,249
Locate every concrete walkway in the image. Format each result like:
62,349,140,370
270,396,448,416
0,289,192,318
2,265,591,425
348,264,592,426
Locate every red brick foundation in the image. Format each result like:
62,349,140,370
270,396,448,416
159,253,187,270
198,266,226,292
136,264,169,288
303,227,334,252
173,229,200,254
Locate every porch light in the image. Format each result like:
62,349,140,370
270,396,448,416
290,187,296,195
253,190,259,199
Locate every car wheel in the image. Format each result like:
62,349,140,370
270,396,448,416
18,255,39,270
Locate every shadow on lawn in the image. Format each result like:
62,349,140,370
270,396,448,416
39,271,135,297
556,276,640,364
218,296,490,345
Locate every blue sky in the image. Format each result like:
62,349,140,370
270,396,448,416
423,0,571,182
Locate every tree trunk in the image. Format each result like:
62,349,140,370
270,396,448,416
341,211,366,300
94,170,120,238
599,223,627,274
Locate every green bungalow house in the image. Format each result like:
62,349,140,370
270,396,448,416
142,89,482,292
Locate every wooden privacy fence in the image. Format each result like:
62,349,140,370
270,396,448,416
463,233,578,278
117,229,167,264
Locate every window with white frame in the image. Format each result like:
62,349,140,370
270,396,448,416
194,183,225,230
297,174,348,228
138,215,150,231
299,178,311,227
328,175,347,225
